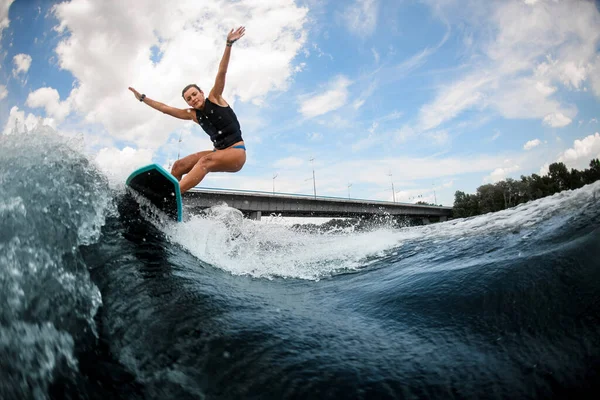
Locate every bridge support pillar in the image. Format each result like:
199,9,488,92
249,211,262,221
440,216,448,222
422,217,430,225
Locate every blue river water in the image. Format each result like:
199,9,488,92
1,129,599,399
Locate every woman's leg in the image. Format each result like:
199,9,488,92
170,150,213,181
179,147,246,193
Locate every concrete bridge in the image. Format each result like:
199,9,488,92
183,188,453,224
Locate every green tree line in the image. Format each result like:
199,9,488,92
453,158,600,218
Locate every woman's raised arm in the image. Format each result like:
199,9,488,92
209,26,245,103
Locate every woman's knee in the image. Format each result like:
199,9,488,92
197,155,214,172
171,159,183,175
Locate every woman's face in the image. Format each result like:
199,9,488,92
184,87,205,109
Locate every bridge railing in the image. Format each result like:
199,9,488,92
183,187,452,223
190,186,451,209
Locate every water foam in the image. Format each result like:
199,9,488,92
415,180,600,241
165,181,600,281
167,204,404,280
0,126,112,398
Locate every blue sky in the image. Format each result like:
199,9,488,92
1,0,600,206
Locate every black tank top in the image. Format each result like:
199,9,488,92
195,99,243,150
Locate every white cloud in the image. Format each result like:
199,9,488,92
395,188,434,204
591,55,600,98
0,0,15,43
0,84,7,100
393,180,452,204
349,121,379,152
523,138,541,150
427,130,450,146
95,146,154,183
379,111,403,122
535,81,556,96
418,76,488,131
351,136,379,152
341,0,378,37
372,48,380,64
51,0,308,149
491,130,501,141
361,155,508,186
560,61,587,90
489,78,576,125
298,75,352,118
393,46,438,78
417,0,600,130
557,132,600,170
395,124,415,143
26,87,71,123
441,180,454,189
352,99,365,110
294,62,306,73
368,122,378,134
12,53,32,77
543,112,572,128
308,43,332,60
484,164,520,183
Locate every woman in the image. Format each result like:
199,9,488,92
129,26,246,194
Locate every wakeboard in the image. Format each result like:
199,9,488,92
125,163,183,222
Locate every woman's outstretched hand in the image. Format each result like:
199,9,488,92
227,26,245,43
128,87,142,101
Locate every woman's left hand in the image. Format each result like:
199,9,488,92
227,26,245,43
128,87,142,101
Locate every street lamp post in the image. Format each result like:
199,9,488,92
310,157,316,199
272,173,278,195
388,172,396,203
168,133,183,170
177,133,182,160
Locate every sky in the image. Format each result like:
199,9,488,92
1,0,600,206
